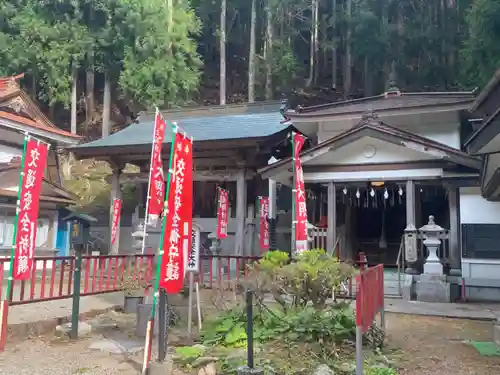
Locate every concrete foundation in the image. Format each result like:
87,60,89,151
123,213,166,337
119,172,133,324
237,366,265,375
415,274,451,303
148,358,173,375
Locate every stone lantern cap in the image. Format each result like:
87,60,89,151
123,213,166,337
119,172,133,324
419,215,444,236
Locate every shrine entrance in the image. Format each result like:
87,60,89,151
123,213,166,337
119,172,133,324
337,183,449,267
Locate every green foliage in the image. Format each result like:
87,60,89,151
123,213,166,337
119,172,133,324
248,249,355,310
460,0,500,87
201,304,356,349
175,346,204,362
365,367,398,375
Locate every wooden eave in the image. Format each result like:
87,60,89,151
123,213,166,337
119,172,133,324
259,116,482,179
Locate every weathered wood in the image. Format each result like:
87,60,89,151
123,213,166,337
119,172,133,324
235,169,246,256
327,182,336,253
405,180,415,226
448,187,461,275
112,169,256,183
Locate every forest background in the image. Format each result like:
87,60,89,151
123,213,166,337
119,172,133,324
0,0,498,139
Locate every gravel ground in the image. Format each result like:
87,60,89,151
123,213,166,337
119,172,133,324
387,313,500,375
0,335,141,375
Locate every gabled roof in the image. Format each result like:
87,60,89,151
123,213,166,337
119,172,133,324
259,111,482,178
0,74,81,143
287,90,477,118
70,101,292,155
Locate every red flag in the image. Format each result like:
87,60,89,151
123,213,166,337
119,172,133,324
159,133,192,293
216,188,229,239
259,197,270,253
13,138,49,280
111,198,122,245
147,111,167,226
180,136,193,275
293,133,308,253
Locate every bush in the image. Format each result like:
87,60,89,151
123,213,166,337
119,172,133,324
246,249,355,310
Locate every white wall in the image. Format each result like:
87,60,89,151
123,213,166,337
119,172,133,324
459,187,500,224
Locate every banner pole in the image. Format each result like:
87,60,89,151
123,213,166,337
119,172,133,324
6,134,29,300
141,109,161,254
142,122,177,374
291,132,296,258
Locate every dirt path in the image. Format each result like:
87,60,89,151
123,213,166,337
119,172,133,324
386,313,500,375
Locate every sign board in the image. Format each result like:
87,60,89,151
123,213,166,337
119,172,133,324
71,220,85,245
187,224,201,273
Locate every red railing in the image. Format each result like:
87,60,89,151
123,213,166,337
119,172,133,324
0,254,154,306
355,263,385,375
196,255,261,288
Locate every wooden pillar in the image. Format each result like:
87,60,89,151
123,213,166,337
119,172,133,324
327,182,336,254
448,187,461,276
109,163,123,255
406,180,416,226
235,169,246,256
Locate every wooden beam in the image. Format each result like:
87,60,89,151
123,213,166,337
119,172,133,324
327,182,336,254
235,169,246,256
113,169,256,184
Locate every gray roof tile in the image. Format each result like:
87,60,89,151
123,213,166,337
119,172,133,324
72,111,290,150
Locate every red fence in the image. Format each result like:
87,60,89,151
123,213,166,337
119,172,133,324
355,264,385,375
0,254,154,305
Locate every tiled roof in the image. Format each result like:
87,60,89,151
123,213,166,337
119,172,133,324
0,74,81,140
290,91,476,117
72,109,291,150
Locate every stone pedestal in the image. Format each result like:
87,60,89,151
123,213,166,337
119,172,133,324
237,366,264,375
416,274,451,303
423,240,442,275
149,357,173,375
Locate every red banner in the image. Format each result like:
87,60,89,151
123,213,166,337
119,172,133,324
147,111,166,226
259,197,269,253
13,138,49,280
293,133,308,253
216,188,229,239
180,136,193,276
111,198,122,245
159,133,193,293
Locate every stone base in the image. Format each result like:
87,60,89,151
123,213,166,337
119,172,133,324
401,274,416,301
493,325,500,346
148,358,173,375
416,274,451,303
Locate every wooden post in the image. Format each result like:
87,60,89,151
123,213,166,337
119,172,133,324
268,178,277,250
235,169,246,256
405,180,416,227
109,163,123,255
448,187,461,276
327,182,336,255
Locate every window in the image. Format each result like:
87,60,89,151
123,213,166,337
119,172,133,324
0,213,51,248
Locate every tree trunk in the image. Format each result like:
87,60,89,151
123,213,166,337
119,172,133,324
344,0,352,97
305,0,318,88
102,73,111,138
248,0,256,103
71,68,77,135
364,56,372,96
220,0,227,105
265,5,273,100
332,0,337,89
312,0,319,85
85,65,95,123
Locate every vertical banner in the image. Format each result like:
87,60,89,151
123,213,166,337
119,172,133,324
259,197,270,253
216,188,229,239
13,137,49,280
187,225,200,273
293,133,308,253
159,133,192,294
180,135,193,276
110,198,122,245
146,110,167,226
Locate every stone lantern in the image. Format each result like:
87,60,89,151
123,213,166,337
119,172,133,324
419,215,444,275
131,220,147,252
